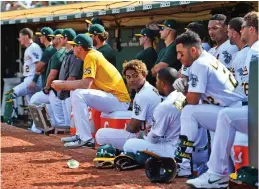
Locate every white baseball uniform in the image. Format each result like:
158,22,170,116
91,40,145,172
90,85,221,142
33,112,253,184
13,42,43,103
180,50,246,170
95,81,162,150
123,90,183,158
207,40,259,176
208,40,238,69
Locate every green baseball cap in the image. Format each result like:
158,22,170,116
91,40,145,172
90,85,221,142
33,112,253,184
158,20,177,30
62,28,76,41
135,28,156,39
35,27,54,37
54,29,64,37
86,24,105,36
85,17,104,26
67,34,93,49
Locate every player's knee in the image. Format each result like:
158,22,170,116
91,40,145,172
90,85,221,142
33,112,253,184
123,138,136,152
71,89,86,103
95,128,107,145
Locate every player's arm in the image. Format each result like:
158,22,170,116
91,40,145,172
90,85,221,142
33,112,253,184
44,69,59,92
125,118,145,133
51,78,93,91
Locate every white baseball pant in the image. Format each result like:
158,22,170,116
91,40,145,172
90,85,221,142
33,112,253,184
49,90,67,127
207,106,248,176
61,97,71,126
71,89,129,141
96,128,138,150
13,75,42,103
180,104,223,169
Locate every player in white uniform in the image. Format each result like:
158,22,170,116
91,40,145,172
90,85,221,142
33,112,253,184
123,67,183,158
12,28,43,103
95,60,162,150
208,14,238,69
186,11,259,189
174,31,246,177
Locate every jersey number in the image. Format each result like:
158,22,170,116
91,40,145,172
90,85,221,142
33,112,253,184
25,65,30,73
242,82,249,96
203,96,220,106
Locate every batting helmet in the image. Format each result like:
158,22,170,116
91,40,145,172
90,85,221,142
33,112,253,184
145,157,177,183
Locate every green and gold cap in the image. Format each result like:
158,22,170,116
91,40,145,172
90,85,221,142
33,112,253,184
67,34,93,49
54,29,64,38
135,28,156,39
85,17,104,26
158,20,177,30
35,27,54,37
86,24,105,36
62,28,76,41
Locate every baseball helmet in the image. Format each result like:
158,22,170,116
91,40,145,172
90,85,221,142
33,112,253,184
145,157,177,183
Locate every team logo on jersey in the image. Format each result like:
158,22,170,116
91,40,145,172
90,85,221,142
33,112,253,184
32,52,39,59
222,51,232,64
84,67,91,75
133,102,141,116
243,66,248,76
183,66,187,71
189,74,198,87
237,68,244,76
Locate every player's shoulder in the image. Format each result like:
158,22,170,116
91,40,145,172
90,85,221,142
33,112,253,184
27,42,42,52
194,51,213,66
136,82,161,101
221,40,238,52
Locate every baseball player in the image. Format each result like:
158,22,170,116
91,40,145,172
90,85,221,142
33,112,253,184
135,28,157,85
87,24,116,67
208,14,238,69
55,28,83,126
29,29,66,133
123,67,183,158
85,17,104,30
186,11,259,189
151,20,182,77
51,34,130,148
174,31,246,177
4,28,42,123
95,60,162,150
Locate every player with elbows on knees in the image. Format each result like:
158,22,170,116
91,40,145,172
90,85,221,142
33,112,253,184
186,11,259,189
51,34,130,148
95,60,162,151
123,67,184,158
174,31,246,178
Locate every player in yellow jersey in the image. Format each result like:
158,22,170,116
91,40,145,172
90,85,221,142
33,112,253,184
51,34,130,148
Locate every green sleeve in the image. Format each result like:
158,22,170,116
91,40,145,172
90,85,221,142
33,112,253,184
50,52,63,70
40,48,56,64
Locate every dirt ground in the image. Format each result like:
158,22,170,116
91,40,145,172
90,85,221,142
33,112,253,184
1,123,190,189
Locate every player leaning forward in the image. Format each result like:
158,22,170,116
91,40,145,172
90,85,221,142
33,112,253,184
95,60,162,150
174,31,247,178
186,11,259,189
51,34,130,148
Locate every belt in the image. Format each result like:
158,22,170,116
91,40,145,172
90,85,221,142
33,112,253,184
242,101,248,106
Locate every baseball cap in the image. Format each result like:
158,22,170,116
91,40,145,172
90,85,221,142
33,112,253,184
54,29,64,37
85,17,104,26
67,34,93,50
35,27,54,37
135,28,156,39
158,20,177,30
185,22,205,40
86,24,105,36
62,28,76,41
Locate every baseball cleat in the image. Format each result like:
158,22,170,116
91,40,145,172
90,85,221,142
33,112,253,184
61,135,79,143
64,138,95,148
177,167,192,178
186,171,229,189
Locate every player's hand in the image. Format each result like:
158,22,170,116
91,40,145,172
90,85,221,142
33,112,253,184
42,87,50,94
151,68,157,77
51,80,63,91
28,81,36,89
173,78,188,93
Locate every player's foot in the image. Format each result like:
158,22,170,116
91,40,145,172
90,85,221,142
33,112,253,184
186,171,229,189
177,166,192,177
28,127,43,134
61,135,80,143
64,138,95,148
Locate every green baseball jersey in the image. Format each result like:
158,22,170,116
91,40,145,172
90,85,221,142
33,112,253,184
41,45,57,86
135,47,157,85
43,47,66,87
97,44,116,67
154,42,181,71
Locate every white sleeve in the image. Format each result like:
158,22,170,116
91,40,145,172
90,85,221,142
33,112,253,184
150,105,170,137
181,65,189,77
131,95,149,121
30,45,43,63
188,62,208,93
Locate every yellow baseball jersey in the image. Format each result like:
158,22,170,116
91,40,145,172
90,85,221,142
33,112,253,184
83,49,130,102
